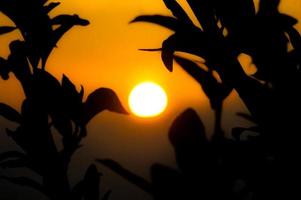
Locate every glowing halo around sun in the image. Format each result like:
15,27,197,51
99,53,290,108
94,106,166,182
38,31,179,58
129,82,168,118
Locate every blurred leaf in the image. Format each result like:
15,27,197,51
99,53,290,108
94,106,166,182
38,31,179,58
102,190,112,200
0,103,22,123
52,114,73,137
131,15,179,31
163,0,192,24
232,126,260,140
0,176,46,195
72,164,101,200
0,158,27,169
0,151,26,162
0,57,10,80
169,108,207,148
82,88,128,124
79,85,84,101
83,164,101,200
97,159,152,194
0,26,16,35
151,164,185,199
237,112,257,123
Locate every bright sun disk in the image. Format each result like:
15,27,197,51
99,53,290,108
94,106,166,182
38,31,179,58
129,82,168,118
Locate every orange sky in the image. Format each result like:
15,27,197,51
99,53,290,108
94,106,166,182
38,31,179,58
1,0,301,199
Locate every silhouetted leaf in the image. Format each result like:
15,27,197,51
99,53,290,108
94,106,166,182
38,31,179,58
0,103,22,123
237,112,257,123
174,56,232,109
72,164,101,200
232,126,260,140
0,158,27,169
169,108,212,174
61,75,82,116
163,0,193,24
0,151,26,162
162,35,177,71
102,190,112,200
51,14,90,26
0,57,10,80
41,14,89,67
0,26,16,35
97,159,152,194
83,164,101,200
169,108,207,147
79,85,84,101
0,176,46,195
131,15,179,31
151,164,185,199
139,48,162,52
214,0,256,34
44,2,61,13
186,0,217,33
82,88,128,124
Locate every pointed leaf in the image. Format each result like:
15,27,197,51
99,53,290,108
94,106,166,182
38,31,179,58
174,56,232,108
139,48,162,52
169,109,211,174
186,0,218,33
0,103,22,123
44,2,61,13
163,0,193,24
169,108,207,148
51,14,90,26
72,164,101,200
61,75,83,123
162,35,176,72
83,164,101,200
0,26,16,35
79,85,84,101
131,15,179,31
62,75,83,103
82,88,128,124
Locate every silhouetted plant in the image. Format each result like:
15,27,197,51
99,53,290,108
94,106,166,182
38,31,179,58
99,0,301,199
0,1,127,199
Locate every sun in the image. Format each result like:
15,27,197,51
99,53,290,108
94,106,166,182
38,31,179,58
129,82,168,118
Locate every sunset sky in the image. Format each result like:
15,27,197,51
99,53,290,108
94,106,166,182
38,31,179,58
1,0,301,199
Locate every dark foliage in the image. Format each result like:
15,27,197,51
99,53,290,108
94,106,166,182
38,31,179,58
99,0,301,200
0,0,127,199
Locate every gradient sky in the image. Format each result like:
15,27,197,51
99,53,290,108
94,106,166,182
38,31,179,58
1,0,301,199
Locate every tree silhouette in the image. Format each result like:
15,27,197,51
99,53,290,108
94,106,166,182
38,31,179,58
0,1,127,199
99,0,301,199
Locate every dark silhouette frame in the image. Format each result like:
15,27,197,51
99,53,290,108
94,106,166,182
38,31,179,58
0,1,127,200
99,0,301,200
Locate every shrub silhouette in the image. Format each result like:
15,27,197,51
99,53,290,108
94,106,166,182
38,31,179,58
0,1,127,199
99,0,301,199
